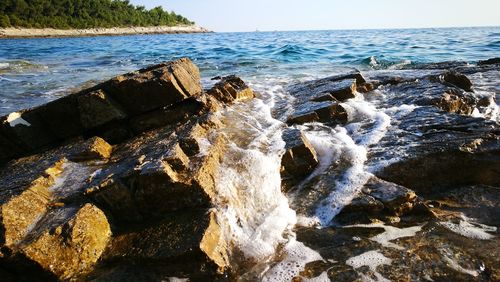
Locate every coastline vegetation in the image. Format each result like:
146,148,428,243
0,0,193,29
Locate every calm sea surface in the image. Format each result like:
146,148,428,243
0,27,499,115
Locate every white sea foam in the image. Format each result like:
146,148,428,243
6,112,31,127
305,95,391,225
0,62,9,69
167,278,189,282
440,216,497,240
347,223,423,250
262,238,325,282
346,250,392,282
442,255,479,277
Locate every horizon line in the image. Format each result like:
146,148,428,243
211,24,500,33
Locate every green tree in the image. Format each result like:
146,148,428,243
0,0,194,29
0,15,11,27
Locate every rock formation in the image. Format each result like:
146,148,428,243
0,58,256,281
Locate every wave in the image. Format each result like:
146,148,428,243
0,60,49,74
274,44,305,55
358,56,413,70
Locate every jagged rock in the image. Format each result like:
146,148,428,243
102,58,202,115
376,129,500,196
129,97,205,133
439,71,473,92
16,204,110,280
311,93,337,102
67,136,113,161
100,211,228,270
281,128,318,188
0,58,205,165
287,102,348,125
208,75,255,103
478,57,500,66
356,82,376,93
335,194,385,224
77,89,127,129
432,89,477,115
362,177,417,215
288,73,364,102
335,178,416,224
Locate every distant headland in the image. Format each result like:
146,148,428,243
0,0,209,38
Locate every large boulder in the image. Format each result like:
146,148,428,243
0,58,203,165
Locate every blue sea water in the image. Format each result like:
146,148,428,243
0,26,499,115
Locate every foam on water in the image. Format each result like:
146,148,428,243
440,215,497,240
212,76,325,281
305,95,391,225
347,223,423,250
346,250,392,282
262,238,325,282
439,248,481,277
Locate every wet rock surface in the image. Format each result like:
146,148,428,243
0,58,252,281
0,57,499,281
282,59,499,281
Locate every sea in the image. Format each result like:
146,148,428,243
0,27,499,281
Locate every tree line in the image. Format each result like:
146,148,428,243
0,0,194,29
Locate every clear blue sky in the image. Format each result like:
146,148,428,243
130,0,500,32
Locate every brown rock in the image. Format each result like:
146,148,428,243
433,89,477,115
32,95,84,139
287,103,347,125
208,75,255,103
362,177,417,216
281,129,318,187
356,82,376,93
441,71,473,92
102,210,228,270
19,204,111,280
103,58,202,115
286,111,320,124
327,78,357,101
129,98,205,134
0,110,59,152
0,159,65,246
67,136,113,162
77,89,127,129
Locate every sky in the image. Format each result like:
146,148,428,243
130,0,500,32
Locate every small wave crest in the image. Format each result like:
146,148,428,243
359,56,412,70
0,60,49,74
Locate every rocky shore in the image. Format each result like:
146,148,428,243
0,57,498,281
0,25,210,38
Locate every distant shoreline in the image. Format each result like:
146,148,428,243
0,25,211,39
